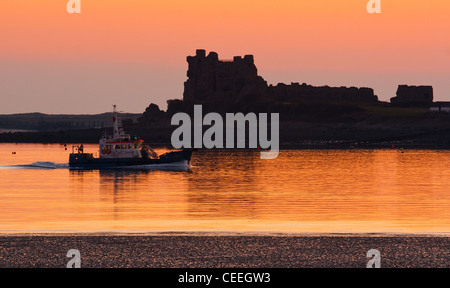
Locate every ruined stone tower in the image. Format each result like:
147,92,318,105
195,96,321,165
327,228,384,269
183,49,268,103
390,85,433,106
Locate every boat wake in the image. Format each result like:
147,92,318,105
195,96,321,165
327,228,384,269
0,162,70,170
29,161,70,169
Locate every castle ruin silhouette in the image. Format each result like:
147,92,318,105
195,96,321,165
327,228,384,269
140,49,434,124
182,49,379,105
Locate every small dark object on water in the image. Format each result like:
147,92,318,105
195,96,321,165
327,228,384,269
12,152,16,155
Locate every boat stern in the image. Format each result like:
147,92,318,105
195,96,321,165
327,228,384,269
69,153,94,166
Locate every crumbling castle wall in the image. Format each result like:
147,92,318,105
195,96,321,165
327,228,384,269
390,85,433,106
182,49,378,106
268,82,377,104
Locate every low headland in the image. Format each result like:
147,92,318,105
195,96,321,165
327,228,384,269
1,107,449,150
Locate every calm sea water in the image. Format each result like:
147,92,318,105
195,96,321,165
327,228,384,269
0,143,449,234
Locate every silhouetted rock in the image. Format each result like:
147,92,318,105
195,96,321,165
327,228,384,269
391,85,433,107
138,103,168,125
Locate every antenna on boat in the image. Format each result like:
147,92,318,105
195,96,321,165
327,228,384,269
112,104,126,139
112,104,120,138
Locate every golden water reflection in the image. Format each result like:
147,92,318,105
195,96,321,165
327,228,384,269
0,144,449,234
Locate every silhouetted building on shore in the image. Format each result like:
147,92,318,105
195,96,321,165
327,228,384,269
390,85,433,107
430,102,450,113
181,49,378,106
183,49,268,104
139,50,438,125
268,82,377,104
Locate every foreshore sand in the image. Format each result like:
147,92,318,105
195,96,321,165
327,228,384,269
0,234,448,268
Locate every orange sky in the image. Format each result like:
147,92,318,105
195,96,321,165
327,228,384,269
0,0,449,114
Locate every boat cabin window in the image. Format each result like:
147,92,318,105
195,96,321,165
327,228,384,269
110,144,135,149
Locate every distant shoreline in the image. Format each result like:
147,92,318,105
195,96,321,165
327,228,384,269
1,109,450,151
0,129,38,133
0,126,449,150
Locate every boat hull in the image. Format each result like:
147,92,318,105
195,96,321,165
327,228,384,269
69,149,193,169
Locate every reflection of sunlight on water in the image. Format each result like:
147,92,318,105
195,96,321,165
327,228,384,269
0,144,449,234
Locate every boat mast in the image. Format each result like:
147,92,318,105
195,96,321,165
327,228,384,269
113,104,120,139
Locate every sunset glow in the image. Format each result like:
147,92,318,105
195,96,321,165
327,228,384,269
0,0,449,113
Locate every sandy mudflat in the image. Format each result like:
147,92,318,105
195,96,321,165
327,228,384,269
0,234,448,268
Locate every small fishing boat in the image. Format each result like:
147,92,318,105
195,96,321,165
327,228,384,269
69,106,193,169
